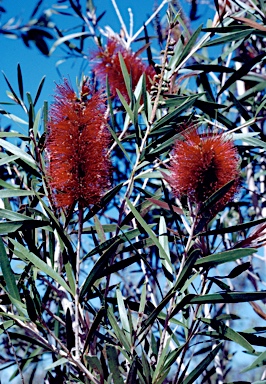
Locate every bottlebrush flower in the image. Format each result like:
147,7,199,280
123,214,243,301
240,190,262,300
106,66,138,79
46,78,111,209
92,39,156,102
168,129,240,211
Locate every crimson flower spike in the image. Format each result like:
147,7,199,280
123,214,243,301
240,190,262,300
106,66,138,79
168,128,240,214
46,78,111,209
92,38,156,102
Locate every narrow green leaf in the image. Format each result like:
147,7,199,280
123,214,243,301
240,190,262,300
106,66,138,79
0,155,18,166
241,350,266,373
190,291,266,304
126,357,137,384
173,249,200,291
49,32,91,55
106,345,124,384
0,237,20,301
0,189,35,198
152,94,201,130
227,262,251,279
182,343,222,384
0,220,50,235
218,52,266,95
185,64,235,73
200,318,255,352
107,123,132,164
116,89,134,122
203,29,252,47
79,239,121,301
107,307,131,352
175,24,203,69
117,288,131,341
195,248,256,268
9,239,73,295
33,76,46,106
118,52,131,100
159,216,173,283
45,358,68,370
17,64,24,101
0,320,14,335
0,139,38,169
2,71,22,106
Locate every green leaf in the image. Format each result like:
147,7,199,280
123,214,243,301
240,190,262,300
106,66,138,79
0,139,38,170
17,64,23,101
49,32,91,55
79,239,121,301
116,288,131,341
203,29,252,47
190,291,266,304
200,318,255,352
218,52,266,95
195,248,256,268
159,216,173,283
107,307,131,352
0,189,36,198
116,89,134,122
227,262,251,279
0,237,20,301
126,198,171,269
118,52,131,100
138,290,176,336
33,76,46,106
185,64,235,73
45,358,69,370
182,343,222,384
173,249,200,291
174,24,203,69
106,345,124,384
241,350,266,373
0,320,14,335
0,220,50,235
152,94,201,130
9,239,73,295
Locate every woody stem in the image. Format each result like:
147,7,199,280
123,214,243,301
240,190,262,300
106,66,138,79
75,204,83,360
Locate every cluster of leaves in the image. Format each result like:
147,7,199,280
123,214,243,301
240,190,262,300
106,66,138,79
0,0,266,383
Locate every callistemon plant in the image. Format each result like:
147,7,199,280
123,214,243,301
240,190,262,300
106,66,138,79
92,38,156,102
168,128,240,214
46,78,111,209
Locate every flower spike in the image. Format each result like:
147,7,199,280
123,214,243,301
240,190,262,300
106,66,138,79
46,78,111,209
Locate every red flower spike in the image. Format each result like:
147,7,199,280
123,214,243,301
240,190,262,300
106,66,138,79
92,39,156,102
46,78,111,209
168,129,240,210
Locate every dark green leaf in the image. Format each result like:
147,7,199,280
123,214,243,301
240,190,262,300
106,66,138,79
182,343,222,384
17,64,23,101
227,262,251,279
200,318,254,352
185,64,235,73
79,239,121,301
218,52,266,95
195,248,256,268
33,76,46,106
107,345,124,384
0,237,20,302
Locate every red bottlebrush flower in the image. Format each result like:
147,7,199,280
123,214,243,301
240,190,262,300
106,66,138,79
46,78,111,209
168,129,240,210
92,39,156,102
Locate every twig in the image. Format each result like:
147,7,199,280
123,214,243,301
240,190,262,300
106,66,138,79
4,327,25,384
74,204,83,361
111,0,130,40
131,0,170,43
